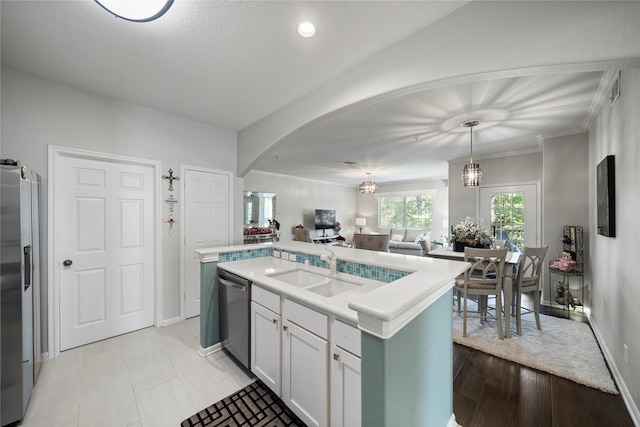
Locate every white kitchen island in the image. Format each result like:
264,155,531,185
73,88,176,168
196,241,469,427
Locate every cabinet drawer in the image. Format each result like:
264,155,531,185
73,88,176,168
284,299,328,339
252,285,281,314
333,320,361,358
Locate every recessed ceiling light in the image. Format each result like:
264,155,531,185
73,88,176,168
297,22,316,38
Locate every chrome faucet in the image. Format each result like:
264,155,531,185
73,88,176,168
323,247,337,275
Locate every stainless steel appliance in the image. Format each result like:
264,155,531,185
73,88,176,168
1,159,43,426
218,268,251,369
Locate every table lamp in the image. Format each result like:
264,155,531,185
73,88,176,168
355,218,366,234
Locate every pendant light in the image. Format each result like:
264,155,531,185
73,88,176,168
460,120,483,187
358,173,377,194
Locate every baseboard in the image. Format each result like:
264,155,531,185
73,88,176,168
160,316,182,327
199,342,223,358
588,313,640,425
448,412,461,427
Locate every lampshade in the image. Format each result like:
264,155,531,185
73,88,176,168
94,0,174,22
460,120,483,187
358,173,377,194
355,218,366,226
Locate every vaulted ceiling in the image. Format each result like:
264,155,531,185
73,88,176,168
3,1,639,185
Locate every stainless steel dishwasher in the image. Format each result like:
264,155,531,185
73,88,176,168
218,268,251,369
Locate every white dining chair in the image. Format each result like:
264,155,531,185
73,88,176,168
513,246,549,335
454,247,508,340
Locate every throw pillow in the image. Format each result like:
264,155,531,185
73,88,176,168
414,233,425,243
391,233,404,242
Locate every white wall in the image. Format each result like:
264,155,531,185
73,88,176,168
1,67,239,322
542,133,589,304
355,179,449,239
448,152,543,224
243,171,357,241
589,68,640,422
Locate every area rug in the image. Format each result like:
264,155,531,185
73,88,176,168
181,380,306,427
453,301,618,394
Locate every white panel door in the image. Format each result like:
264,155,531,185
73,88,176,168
479,184,539,249
58,156,154,350
183,168,230,318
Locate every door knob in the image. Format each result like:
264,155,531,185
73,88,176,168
63,259,73,266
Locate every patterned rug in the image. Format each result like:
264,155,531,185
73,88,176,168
453,299,618,394
181,380,306,427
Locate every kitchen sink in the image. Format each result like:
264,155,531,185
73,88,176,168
306,278,360,297
268,268,363,297
268,269,328,287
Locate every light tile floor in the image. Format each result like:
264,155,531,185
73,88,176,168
22,317,254,427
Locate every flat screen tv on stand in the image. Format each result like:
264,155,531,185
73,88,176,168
315,209,336,237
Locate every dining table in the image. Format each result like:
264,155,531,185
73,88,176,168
427,247,521,338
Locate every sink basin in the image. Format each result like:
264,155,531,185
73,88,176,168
268,269,328,287
307,278,360,297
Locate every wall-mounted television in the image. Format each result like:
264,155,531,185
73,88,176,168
315,209,336,230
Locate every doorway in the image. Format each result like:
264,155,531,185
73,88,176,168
49,146,161,355
478,183,540,249
180,165,232,319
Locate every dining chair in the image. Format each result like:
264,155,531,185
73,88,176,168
493,239,507,249
419,239,431,256
513,246,549,335
454,247,508,340
294,228,311,242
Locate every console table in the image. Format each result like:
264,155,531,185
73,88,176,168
244,233,277,244
311,236,337,244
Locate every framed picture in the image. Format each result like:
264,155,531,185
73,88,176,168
596,155,615,237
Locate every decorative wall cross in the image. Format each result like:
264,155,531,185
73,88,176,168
162,168,180,191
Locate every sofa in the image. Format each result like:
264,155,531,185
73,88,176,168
378,228,429,256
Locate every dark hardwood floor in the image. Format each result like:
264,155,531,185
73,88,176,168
452,298,635,427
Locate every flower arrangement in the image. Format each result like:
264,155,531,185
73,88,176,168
451,217,492,247
294,224,304,229
334,221,341,233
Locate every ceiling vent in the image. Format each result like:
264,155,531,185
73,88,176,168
609,71,621,107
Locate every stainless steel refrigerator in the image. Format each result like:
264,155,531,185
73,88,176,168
1,159,43,426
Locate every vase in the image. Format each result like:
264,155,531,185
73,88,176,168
453,240,486,252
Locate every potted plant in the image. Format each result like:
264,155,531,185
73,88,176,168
451,217,492,252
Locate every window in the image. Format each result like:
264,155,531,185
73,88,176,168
379,194,433,229
490,192,524,249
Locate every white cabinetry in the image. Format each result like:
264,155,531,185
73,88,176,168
330,320,361,427
250,285,361,427
251,286,281,394
282,299,329,427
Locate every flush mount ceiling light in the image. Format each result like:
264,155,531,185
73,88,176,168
358,173,377,194
94,0,174,22
297,22,316,38
460,120,483,187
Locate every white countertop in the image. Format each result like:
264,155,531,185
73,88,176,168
216,256,384,327
202,241,470,339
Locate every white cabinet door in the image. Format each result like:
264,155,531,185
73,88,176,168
282,320,328,427
330,346,361,427
251,301,281,395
